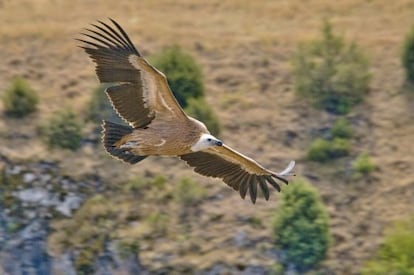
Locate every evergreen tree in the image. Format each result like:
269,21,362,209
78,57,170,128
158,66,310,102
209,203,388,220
363,217,414,274
151,46,204,108
293,21,370,114
273,179,330,272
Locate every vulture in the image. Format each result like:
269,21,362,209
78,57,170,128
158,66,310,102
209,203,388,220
78,19,295,204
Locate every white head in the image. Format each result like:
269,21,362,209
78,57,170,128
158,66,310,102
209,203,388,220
191,133,223,152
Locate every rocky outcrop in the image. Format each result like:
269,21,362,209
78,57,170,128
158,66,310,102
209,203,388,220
0,155,144,274
0,219,51,275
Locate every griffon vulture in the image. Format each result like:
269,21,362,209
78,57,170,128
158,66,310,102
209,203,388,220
78,19,295,204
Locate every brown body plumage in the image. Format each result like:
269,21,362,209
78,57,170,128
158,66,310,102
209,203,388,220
115,117,208,156
79,19,295,204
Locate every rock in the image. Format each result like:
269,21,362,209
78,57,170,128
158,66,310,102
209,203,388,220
14,188,55,206
7,165,23,175
55,193,83,216
37,160,58,171
94,241,145,275
0,158,147,275
15,188,49,204
23,173,36,184
51,253,76,275
285,263,298,275
0,213,7,244
242,265,267,275
204,264,226,275
203,264,236,275
20,220,45,240
0,220,51,275
234,230,249,247
120,254,145,275
25,211,36,219
40,174,52,184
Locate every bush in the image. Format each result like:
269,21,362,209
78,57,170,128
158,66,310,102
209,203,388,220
402,26,414,83
307,138,350,162
307,139,331,162
362,217,414,274
3,77,38,118
41,109,82,150
185,98,221,136
273,178,330,272
353,152,375,175
331,118,353,139
151,46,204,108
293,21,370,114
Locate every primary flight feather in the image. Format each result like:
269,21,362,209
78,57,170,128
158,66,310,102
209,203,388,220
78,19,295,204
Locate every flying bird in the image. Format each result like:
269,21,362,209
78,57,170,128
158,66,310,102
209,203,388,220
78,19,295,204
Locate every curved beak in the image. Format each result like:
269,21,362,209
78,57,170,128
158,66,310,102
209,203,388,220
215,140,223,146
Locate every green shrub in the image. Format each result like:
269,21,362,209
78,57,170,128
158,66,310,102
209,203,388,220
362,217,414,274
185,98,221,136
330,138,351,157
273,178,330,272
331,118,353,139
41,109,82,150
3,77,38,118
151,46,204,108
402,26,414,83
353,152,375,175
293,21,370,114
307,138,350,162
307,139,331,162
173,177,206,206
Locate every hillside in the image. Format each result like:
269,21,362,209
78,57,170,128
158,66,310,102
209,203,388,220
0,1,414,274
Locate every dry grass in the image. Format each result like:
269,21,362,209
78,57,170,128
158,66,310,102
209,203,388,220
1,0,414,273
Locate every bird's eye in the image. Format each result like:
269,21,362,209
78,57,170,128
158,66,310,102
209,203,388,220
207,138,212,142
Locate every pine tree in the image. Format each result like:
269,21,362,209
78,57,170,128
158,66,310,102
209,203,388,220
273,178,330,272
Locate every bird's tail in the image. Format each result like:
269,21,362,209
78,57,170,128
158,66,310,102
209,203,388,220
101,120,147,164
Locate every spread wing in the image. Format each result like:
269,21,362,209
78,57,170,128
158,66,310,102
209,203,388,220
78,19,188,128
180,144,295,204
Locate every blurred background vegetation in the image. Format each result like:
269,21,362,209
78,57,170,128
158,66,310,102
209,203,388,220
0,1,414,274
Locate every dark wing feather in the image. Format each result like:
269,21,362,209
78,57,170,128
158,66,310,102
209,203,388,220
78,20,152,128
105,83,155,128
249,176,258,204
78,19,187,128
257,177,270,201
180,145,293,204
239,175,250,199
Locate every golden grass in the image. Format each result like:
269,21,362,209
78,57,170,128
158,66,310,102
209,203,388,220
0,0,412,49
1,0,414,273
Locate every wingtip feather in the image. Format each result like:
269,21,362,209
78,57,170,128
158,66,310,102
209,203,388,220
279,160,296,176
